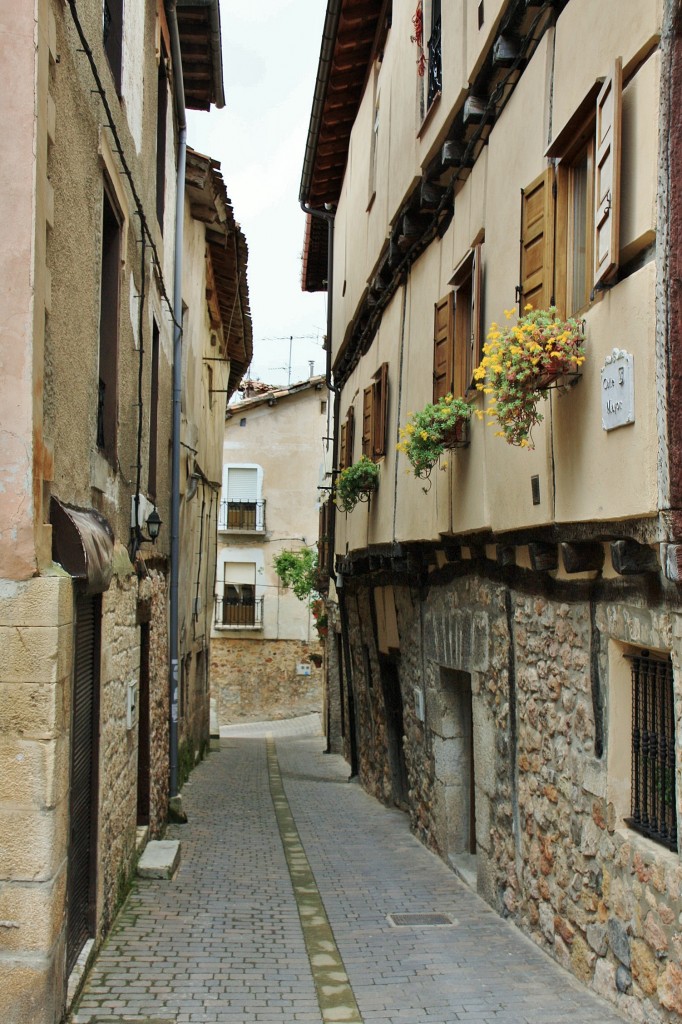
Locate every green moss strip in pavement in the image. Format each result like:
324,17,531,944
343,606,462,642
266,737,363,1024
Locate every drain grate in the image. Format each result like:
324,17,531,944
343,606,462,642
387,912,455,927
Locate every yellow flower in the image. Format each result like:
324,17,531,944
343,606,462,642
406,423,415,435
504,308,515,320
524,303,534,311
420,430,428,440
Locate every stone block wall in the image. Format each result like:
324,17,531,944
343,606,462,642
341,570,682,1024
211,637,324,725
98,570,139,937
0,572,73,1024
147,570,169,837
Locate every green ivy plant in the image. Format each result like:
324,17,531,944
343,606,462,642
272,546,318,601
335,455,380,513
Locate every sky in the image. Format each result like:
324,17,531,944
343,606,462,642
187,0,328,390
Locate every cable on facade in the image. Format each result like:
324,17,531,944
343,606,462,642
65,0,180,332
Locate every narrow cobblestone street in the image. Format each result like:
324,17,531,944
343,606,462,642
70,717,630,1024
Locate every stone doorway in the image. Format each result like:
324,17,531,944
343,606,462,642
378,658,409,809
434,667,477,885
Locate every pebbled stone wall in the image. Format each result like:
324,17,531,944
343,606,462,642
341,570,682,1024
211,637,324,725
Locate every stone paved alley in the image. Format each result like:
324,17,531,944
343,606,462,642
70,717,630,1024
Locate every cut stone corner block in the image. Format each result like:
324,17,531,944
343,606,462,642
137,839,181,879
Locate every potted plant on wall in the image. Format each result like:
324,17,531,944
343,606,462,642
397,393,472,478
334,455,380,512
474,305,586,448
311,597,328,638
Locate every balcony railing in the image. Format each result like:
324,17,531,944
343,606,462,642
427,15,442,108
214,595,264,630
218,500,266,533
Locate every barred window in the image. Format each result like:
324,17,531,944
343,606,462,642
626,652,677,852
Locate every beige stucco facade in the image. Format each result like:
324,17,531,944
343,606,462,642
303,0,682,1019
0,3,231,1022
211,378,329,725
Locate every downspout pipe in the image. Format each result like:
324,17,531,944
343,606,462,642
166,0,187,814
301,203,339,585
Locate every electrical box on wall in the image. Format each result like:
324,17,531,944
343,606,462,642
126,679,138,731
296,663,312,676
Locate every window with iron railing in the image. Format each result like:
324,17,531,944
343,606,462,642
427,0,442,109
626,652,677,852
217,499,266,532
215,586,263,629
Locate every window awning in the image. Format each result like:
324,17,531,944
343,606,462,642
50,497,115,594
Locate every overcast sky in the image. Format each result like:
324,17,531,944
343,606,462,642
187,0,327,390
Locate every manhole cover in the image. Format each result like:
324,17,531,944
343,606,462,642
387,912,455,927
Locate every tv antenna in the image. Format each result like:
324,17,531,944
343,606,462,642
261,333,322,385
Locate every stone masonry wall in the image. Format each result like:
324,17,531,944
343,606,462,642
211,637,324,725
0,573,73,1024
342,570,682,1024
324,601,343,755
98,569,140,939
146,569,169,838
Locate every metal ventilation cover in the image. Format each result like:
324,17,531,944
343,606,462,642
387,912,455,927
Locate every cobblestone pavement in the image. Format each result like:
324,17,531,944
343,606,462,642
71,718,630,1024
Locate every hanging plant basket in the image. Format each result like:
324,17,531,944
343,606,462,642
534,358,582,391
335,456,380,512
442,417,470,449
475,306,586,448
397,394,472,479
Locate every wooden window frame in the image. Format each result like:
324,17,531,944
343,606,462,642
362,363,389,461
433,245,482,401
147,321,160,498
522,59,622,316
156,46,168,230
339,406,355,470
97,180,123,464
103,0,124,95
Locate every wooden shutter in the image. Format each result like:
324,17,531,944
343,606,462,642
433,293,454,401
339,406,355,470
339,421,347,470
372,362,389,457
520,167,555,310
67,594,101,975
594,58,622,289
362,386,373,457
346,406,355,467
468,243,483,388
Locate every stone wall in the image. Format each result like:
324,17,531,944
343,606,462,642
0,573,72,1024
323,601,344,755
341,570,682,1024
97,570,139,938
147,570,169,838
211,637,324,724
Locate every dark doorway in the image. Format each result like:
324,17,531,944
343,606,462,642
136,622,151,827
437,668,477,874
66,593,101,976
379,658,409,808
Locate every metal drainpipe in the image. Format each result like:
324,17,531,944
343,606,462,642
300,202,339,583
167,0,187,813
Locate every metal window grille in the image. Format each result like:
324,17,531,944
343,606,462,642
215,593,264,629
427,8,442,108
217,499,266,532
626,653,678,851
